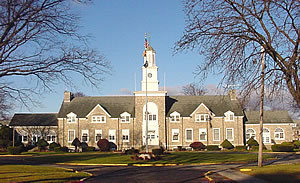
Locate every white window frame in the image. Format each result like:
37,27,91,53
224,111,234,121
246,128,256,141
120,112,131,123
170,111,180,122
274,128,285,140
68,129,75,142
67,112,77,123
95,129,102,142
108,129,116,143
213,128,220,141
81,130,89,142
122,129,130,142
199,128,207,141
92,115,106,123
263,128,271,144
22,135,28,143
46,135,56,143
195,114,209,122
185,128,193,142
172,129,180,142
226,128,234,141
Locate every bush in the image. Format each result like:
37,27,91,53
220,139,234,149
250,145,267,151
49,142,61,151
36,139,49,151
86,146,95,152
246,137,259,147
190,142,206,151
235,146,247,151
72,138,81,152
125,148,139,155
81,142,88,151
97,139,110,151
293,140,300,149
7,146,22,155
206,145,221,151
0,139,10,149
152,148,164,155
271,144,294,152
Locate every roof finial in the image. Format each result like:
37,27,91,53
144,33,148,48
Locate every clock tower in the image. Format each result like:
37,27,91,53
141,40,159,91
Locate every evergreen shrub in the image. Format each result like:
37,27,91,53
125,148,139,155
206,145,221,151
271,144,294,152
37,139,49,151
220,139,234,149
7,146,22,155
152,148,164,155
49,142,61,151
246,137,259,147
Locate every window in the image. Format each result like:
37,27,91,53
120,112,131,123
147,131,156,139
22,135,28,142
224,111,234,121
67,112,77,123
172,129,179,142
46,135,56,142
81,130,89,142
195,114,209,122
170,112,180,122
226,128,234,141
263,128,270,143
95,130,102,142
92,115,106,123
68,129,75,142
275,128,284,140
246,128,256,140
186,129,193,141
122,129,129,142
199,128,207,141
213,128,220,141
108,129,116,142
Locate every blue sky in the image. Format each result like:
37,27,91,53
16,0,222,113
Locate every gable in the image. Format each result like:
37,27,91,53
86,104,111,117
190,103,215,117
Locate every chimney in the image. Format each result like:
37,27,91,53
64,91,73,102
228,89,237,100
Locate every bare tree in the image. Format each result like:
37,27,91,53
0,0,110,106
73,92,85,97
175,0,299,108
182,83,207,96
0,93,12,120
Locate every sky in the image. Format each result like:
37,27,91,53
16,0,223,113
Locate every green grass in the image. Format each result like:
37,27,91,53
242,163,300,183
0,165,90,183
26,151,273,165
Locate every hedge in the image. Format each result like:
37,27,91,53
7,146,23,155
190,142,206,150
235,146,247,151
54,146,69,152
152,148,164,155
271,144,294,152
206,145,221,151
125,148,139,155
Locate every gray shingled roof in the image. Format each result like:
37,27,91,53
166,95,243,117
58,96,135,118
10,113,58,126
244,110,294,124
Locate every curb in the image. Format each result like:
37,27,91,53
0,155,33,157
56,163,183,167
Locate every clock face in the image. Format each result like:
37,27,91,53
148,73,152,78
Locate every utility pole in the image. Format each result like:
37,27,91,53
145,61,149,153
258,46,265,167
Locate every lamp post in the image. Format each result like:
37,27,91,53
144,60,149,153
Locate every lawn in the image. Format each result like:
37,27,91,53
0,165,90,183
242,163,300,183
26,151,273,165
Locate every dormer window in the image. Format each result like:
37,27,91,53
92,115,106,123
195,114,209,122
170,111,180,122
120,112,131,123
67,112,77,123
224,111,234,121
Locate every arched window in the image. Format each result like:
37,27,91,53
263,128,270,143
143,102,158,122
274,128,284,140
246,128,256,140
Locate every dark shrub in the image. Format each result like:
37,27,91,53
190,142,206,150
125,148,139,155
271,144,294,152
49,142,61,151
152,148,164,155
250,145,267,151
246,137,259,147
97,139,110,151
72,138,81,152
0,139,10,149
206,145,221,151
86,146,95,152
109,142,117,151
235,146,247,151
81,142,88,151
37,139,49,151
221,139,234,149
54,147,62,152
177,146,182,151
7,146,22,155
54,146,69,152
